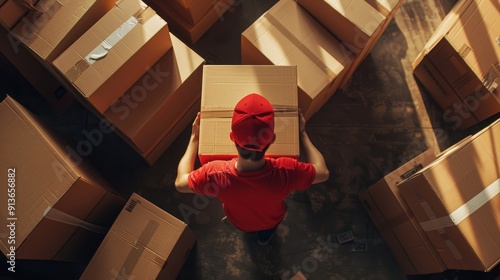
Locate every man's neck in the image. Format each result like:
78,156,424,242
235,156,266,172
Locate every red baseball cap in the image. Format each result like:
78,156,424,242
230,93,275,152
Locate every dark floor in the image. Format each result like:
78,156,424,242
1,0,500,279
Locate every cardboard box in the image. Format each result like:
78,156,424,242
80,193,196,280
337,0,404,88
52,0,172,114
161,0,215,25
297,0,387,54
398,118,500,271
150,0,235,45
359,149,447,275
11,0,115,63
104,34,204,163
0,0,35,29
241,0,353,121
0,24,75,113
145,97,200,165
0,96,125,261
199,65,299,165
412,0,500,129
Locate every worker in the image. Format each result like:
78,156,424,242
175,93,329,245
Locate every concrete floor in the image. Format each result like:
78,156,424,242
1,0,500,279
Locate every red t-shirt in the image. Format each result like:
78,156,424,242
188,157,316,232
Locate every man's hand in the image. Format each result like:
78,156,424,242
299,109,306,134
191,112,201,140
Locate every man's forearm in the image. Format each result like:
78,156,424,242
175,135,198,192
301,131,329,183
178,136,198,174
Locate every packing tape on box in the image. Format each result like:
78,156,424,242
64,6,156,82
117,220,162,277
263,13,340,80
201,105,298,119
44,207,107,234
420,178,500,232
412,188,463,260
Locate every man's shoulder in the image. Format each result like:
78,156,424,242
198,159,234,173
268,157,301,169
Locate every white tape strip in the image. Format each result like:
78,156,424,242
420,178,500,231
44,207,107,235
85,16,139,64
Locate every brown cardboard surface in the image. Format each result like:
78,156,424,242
338,0,404,88
398,119,500,271
52,0,171,114
0,96,125,261
296,0,386,54
445,0,500,83
158,0,215,25
0,24,74,113
241,0,353,121
144,97,201,166
360,149,447,275
0,0,29,29
359,191,418,275
10,0,37,10
80,193,196,280
104,33,204,156
198,65,299,165
150,0,234,45
412,0,500,129
11,0,115,62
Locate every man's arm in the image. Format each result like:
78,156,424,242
174,112,200,193
299,111,329,184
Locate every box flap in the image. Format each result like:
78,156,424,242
80,193,195,279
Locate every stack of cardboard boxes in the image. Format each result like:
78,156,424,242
104,34,204,164
360,118,500,274
1,0,201,277
0,96,196,278
1,0,206,165
241,0,404,121
413,0,500,130
146,0,236,44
